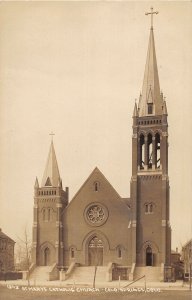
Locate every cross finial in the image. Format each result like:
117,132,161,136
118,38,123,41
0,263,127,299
49,132,55,142
145,7,159,29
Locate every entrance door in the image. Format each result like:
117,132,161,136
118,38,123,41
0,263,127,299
44,247,50,266
146,246,153,266
88,236,103,266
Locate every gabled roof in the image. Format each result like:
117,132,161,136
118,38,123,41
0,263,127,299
69,167,121,204
138,28,163,116
41,141,61,187
0,229,15,243
182,238,192,249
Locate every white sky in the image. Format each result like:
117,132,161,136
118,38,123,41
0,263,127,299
0,1,191,251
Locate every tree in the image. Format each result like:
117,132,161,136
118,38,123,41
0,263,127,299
15,227,32,285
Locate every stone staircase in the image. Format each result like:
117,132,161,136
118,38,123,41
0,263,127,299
65,266,107,284
29,266,53,282
134,266,161,282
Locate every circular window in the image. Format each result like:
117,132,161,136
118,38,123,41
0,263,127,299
84,203,108,227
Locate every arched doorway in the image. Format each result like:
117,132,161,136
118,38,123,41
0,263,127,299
88,236,103,266
146,246,153,266
44,247,50,266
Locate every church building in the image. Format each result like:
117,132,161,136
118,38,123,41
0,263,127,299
31,10,171,282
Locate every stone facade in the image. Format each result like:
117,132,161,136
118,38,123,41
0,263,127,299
31,22,171,280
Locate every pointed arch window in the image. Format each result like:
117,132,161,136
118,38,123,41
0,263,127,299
147,133,153,169
139,134,145,170
155,133,161,168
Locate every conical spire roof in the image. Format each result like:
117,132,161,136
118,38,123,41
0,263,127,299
42,141,60,187
34,177,39,188
133,102,138,117
138,28,163,116
163,100,168,115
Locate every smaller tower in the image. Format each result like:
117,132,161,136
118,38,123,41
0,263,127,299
32,141,68,267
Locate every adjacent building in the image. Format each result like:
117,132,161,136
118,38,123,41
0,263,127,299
181,239,192,279
0,229,15,272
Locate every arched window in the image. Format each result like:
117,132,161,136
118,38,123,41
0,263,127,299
155,133,161,168
94,181,100,192
139,134,145,169
147,133,153,169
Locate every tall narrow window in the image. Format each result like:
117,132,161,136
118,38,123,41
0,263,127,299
118,248,122,258
71,248,75,258
147,133,153,169
149,203,153,213
94,181,100,192
155,133,161,168
48,208,51,221
43,209,46,221
148,103,153,114
140,134,145,169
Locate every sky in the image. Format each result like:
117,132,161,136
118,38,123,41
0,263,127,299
0,1,191,251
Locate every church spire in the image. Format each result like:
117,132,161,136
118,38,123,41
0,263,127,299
41,141,61,187
138,8,163,117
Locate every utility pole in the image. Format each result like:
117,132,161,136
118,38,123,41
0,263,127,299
190,242,192,291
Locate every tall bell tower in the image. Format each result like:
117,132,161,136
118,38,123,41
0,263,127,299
130,8,171,275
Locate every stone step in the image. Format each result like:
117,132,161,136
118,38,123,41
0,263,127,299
134,267,161,282
66,266,108,283
29,266,52,281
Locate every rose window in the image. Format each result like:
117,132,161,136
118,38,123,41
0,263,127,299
87,205,105,224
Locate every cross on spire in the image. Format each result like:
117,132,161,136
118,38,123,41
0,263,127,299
145,7,159,29
49,132,55,142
